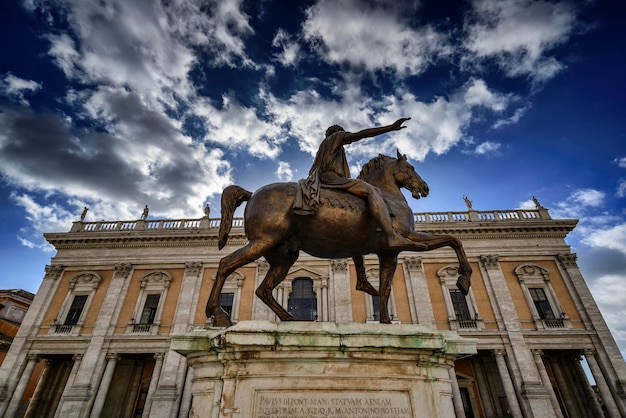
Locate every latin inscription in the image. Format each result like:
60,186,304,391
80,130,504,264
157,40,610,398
255,391,412,418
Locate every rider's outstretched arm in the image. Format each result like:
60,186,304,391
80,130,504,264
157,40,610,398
343,117,410,144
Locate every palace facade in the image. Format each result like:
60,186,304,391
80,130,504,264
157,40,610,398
0,204,625,417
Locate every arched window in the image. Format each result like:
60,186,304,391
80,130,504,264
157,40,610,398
128,270,172,334
514,263,569,329
288,278,318,321
54,271,102,335
437,265,483,330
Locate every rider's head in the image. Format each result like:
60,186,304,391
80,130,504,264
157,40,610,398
325,125,344,138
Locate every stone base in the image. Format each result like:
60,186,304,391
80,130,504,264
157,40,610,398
172,321,477,418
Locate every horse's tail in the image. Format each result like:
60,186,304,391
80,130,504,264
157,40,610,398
218,185,252,250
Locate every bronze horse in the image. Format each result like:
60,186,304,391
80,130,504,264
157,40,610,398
206,151,472,327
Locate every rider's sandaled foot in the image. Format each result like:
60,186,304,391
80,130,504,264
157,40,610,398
387,235,428,250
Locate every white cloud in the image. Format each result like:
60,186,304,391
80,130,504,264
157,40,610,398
302,0,450,75
519,199,536,209
583,223,626,255
493,105,531,129
272,29,301,67
463,79,509,111
262,77,511,164
617,179,626,198
588,273,626,358
474,141,501,155
11,192,76,235
276,161,293,182
570,189,605,207
551,188,606,219
1,74,42,104
2,74,41,95
615,157,626,169
464,0,577,82
195,93,284,159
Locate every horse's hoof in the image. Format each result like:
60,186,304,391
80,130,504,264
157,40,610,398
356,280,379,296
457,276,471,295
213,313,233,328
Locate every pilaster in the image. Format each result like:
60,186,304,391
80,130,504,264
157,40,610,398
0,264,63,415
480,255,554,416
403,256,435,327
330,259,352,323
251,260,273,320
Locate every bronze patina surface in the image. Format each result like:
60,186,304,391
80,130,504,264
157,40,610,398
206,119,471,327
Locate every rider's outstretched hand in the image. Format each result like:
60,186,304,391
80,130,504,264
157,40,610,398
392,117,411,130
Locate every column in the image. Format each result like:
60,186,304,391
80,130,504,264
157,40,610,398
585,349,621,417
4,355,39,418
232,277,244,322
472,358,496,418
403,256,436,327
0,265,63,415
550,357,581,418
178,367,194,418
23,359,53,418
448,367,465,418
54,354,84,418
142,352,165,418
572,354,604,417
493,350,523,418
558,253,626,410
90,353,119,418
330,259,352,323
531,350,563,417
321,278,329,322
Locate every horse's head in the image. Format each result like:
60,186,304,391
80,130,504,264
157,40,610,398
392,150,429,200
358,151,429,200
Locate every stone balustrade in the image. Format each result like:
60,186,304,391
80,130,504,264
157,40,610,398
69,208,551,233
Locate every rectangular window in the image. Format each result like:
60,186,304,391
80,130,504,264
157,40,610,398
529,288,555,319
371,295,381,321
219,293,234,317
139,294,161,324
64,295,88,325
450,289,472,321
288,279,317,321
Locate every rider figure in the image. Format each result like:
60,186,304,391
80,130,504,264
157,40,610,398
302,117,423,250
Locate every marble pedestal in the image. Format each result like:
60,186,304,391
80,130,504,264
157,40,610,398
172,321,476,418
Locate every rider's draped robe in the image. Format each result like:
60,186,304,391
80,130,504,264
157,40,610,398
293,131,363,215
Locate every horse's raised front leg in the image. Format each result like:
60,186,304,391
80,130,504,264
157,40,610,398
408,231,472,295
378,252,398,324
256,249,299,321
353,255,379,296
206,240,272,327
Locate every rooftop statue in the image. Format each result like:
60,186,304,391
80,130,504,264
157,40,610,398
206,118,472,327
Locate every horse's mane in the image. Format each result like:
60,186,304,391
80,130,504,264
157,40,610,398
357,154,392,180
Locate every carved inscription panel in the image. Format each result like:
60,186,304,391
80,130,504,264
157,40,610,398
254,390,412,418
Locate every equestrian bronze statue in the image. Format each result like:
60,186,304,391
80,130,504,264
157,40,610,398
206,119,472,327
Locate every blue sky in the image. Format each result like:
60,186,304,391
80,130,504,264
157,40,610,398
1,0,625,355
